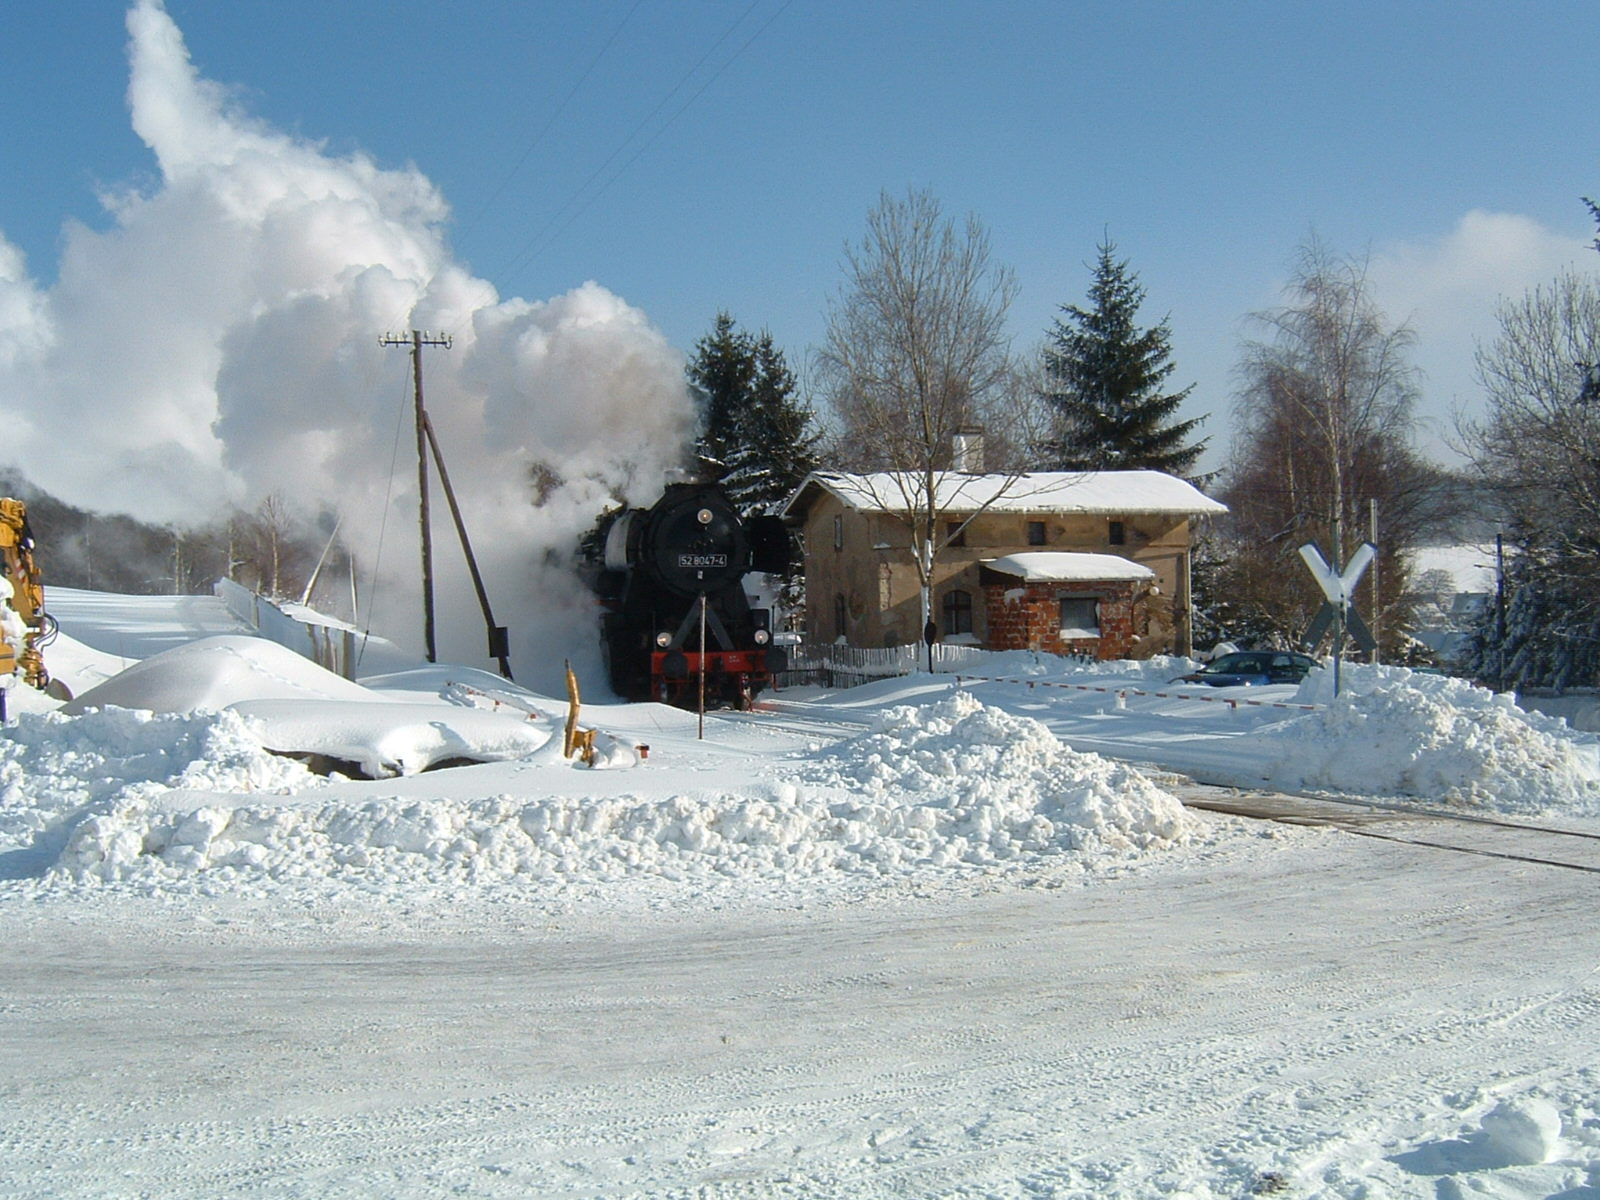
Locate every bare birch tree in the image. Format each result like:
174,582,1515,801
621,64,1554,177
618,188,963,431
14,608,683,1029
815,187,1029,640
1218,239,1433,651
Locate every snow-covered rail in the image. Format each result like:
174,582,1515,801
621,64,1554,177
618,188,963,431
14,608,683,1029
1177,784,1600,875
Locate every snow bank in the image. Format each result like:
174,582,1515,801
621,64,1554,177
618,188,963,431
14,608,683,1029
1263,665,1600,814
946,648,1193,685
62,635,373,714
232,698,549,778
0,706,321,864
46,693,1190,890
799,690,1192,857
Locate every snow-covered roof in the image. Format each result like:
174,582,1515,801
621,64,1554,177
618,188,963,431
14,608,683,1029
781,470,1226,519
984,552,1157,583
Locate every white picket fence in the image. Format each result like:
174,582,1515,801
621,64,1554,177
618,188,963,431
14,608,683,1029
774,641,990,690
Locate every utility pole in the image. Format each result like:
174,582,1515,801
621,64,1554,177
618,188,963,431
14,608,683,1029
380,330,452,662
1369,497,1380,664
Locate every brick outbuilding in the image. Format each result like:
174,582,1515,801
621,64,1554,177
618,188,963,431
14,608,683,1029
979,552,1159,660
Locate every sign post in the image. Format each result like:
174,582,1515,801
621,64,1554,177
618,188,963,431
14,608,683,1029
1298,541,1377,697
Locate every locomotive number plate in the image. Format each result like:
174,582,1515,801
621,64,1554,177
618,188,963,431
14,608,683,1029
678,553,728,568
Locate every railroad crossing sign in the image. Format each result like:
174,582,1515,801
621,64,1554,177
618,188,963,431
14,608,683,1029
1298,541,1378,654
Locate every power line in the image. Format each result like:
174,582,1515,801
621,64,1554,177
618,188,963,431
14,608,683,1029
451,0,646,247
488,0,792,297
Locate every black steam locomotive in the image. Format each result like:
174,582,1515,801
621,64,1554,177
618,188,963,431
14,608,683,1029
593,483,791,708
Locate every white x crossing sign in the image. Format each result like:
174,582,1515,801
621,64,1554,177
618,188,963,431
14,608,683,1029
1298,541,1375,606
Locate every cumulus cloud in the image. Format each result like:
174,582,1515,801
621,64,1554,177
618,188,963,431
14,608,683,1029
1368,210,1598,452
0,1,697,691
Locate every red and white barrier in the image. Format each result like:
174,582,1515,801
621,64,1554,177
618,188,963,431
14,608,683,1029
951,674,1321,713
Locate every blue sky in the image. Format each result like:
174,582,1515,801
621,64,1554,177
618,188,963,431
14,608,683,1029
5,0,1600,474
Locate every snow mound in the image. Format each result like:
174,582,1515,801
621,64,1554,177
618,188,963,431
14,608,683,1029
50,693,1191,890
61,635,373,713
232,698,550,778
961,649,1193,685
797,690,1193,856
1261,672,1600,814
1477,1097,1564,1166
0,706,321,863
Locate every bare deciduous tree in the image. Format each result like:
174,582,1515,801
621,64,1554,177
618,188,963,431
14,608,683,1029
1455,272,1600,687
1468,272,1600,538
1218,239,1434,652
815,187,1034,637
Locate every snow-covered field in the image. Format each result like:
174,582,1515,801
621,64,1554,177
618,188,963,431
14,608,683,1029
3,588,1599,1198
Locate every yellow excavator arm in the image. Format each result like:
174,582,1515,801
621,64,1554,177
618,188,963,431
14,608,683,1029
0,498,53,690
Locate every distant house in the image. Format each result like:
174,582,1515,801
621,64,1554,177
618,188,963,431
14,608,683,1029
780,470,1227,659
1409,544,1497,669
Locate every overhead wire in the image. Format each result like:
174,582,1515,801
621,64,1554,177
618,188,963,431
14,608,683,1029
475,0,793,319
450,0,646,249
354,357,419,673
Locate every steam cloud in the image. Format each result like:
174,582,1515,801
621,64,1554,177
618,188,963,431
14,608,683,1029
0,1,697,692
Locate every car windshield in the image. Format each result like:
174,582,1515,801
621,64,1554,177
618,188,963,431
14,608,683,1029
1204,653,1266,674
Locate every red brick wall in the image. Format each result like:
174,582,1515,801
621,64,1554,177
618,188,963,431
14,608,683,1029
981,579,1149,659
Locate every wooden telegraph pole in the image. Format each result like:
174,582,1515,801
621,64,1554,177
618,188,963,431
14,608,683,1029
380,330,452,662
379,328,514,680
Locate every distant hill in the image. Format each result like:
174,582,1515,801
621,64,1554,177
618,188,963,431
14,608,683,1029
0,468,336,605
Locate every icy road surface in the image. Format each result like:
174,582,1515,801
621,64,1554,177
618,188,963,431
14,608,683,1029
5,826,1598,1198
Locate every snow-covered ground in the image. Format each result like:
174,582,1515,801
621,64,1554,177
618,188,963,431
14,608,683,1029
3,588,1599,1198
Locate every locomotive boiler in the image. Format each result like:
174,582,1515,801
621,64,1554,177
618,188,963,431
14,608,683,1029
594,483,791,708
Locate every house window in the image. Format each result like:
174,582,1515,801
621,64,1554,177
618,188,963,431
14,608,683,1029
834,593,848,640
942,589,974,636
1059,596,1099,638
946,520,966,548
833,514,844,550
1108,520,1126,546
1027,520,1047,546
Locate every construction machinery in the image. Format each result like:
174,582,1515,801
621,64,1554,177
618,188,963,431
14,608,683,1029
0,498,62,698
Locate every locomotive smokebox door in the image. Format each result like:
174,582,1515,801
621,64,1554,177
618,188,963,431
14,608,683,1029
747,516,792,575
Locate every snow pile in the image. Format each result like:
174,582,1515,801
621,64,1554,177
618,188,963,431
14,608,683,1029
54,635,553,777
797,691,1193,857
0,706,320,863
1476,1096,1565,1165
48,693,1189,890
61,635,375,714
231,699,549,778
1260,667,1600,813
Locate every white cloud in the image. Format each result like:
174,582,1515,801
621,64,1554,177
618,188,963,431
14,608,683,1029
1369,210,1598,453
0,0,696,689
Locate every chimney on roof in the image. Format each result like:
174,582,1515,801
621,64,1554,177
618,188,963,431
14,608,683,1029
952,427,985,474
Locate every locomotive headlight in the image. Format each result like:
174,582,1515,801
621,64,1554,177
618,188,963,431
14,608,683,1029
655,631,672,648
697,508,713,524
754,629,770,645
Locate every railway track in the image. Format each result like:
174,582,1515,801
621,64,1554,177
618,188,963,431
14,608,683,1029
1161,778,1600,876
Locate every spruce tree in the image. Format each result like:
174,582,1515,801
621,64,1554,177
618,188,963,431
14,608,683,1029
686,313,818,514
687,312,757,484
685,314,820,612
1039,239,1208,478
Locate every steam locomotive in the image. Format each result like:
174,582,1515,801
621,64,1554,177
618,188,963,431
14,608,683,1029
594,483,791,708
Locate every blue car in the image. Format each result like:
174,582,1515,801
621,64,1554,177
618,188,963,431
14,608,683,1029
1175,650,1318,688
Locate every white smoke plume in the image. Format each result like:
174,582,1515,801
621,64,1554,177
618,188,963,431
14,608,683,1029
0,2,697,693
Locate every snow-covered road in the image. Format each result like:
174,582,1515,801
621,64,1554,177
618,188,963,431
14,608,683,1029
5,589,1600,1197
4,824,1597,1198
